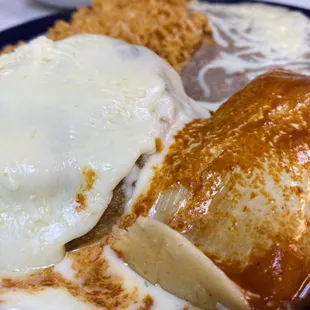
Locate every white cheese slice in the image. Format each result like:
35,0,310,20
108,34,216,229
0,34,198,277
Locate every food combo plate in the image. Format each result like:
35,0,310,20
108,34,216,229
0,1,310,310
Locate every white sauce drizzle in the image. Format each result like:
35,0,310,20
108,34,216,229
191,2,310,104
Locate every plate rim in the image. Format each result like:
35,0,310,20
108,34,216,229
0,10,73,49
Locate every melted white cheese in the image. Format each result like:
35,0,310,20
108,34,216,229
0,246,198,310
191,2,310,104
0,34,198,277
0,289,97,310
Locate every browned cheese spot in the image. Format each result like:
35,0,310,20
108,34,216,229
155,137,164,153
75,167,97,212
138,294,154,310
0,243,139,308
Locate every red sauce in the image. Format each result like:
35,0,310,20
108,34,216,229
132,70,310,309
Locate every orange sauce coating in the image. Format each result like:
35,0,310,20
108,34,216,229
132,70,310,309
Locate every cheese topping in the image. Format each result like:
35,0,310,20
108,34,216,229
0,34,198,277
0,246,197,310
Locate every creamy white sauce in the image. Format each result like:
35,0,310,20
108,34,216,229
0,34,199,277
191,2,310,104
